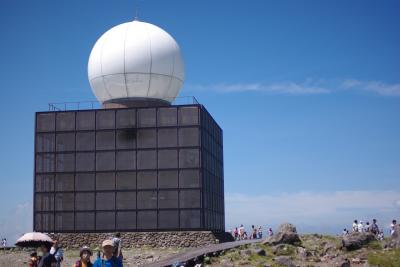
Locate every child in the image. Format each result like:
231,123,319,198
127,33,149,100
73,246,93,267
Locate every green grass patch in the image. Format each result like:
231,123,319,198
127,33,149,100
368,249,400,267
366,240,384,250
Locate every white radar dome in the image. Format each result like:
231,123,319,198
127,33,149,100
88,20,184,105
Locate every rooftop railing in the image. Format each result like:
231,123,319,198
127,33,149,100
48,96,200,111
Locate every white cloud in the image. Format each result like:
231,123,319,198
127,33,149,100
225,191,400,234
186,79,400,96
188,81,331,95
342,79,400,96
0,202,33,245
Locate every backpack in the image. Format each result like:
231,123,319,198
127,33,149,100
75,260,93,267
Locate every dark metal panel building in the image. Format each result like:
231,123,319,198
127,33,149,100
34,104,224,232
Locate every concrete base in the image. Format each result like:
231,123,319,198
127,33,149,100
49,231,234,249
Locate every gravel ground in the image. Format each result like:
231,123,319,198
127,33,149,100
0,247,187,267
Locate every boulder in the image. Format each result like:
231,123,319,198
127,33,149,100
263,223,301,246
341,232,376,251
274,256,296,267
338,258,351,267
254,248,267,256
297,247,307,259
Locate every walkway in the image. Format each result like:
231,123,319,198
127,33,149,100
141,239,262,267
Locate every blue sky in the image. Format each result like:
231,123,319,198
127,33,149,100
0,0,399,241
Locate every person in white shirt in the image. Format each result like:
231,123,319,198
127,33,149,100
365,222,371,232
342,229,349,236
352,220,358,232
238,224,245,240
358,221,364,233
390,220,397,236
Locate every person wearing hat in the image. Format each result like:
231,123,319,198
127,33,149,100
93,240,123,267
28,251,39,267
73,246,93,267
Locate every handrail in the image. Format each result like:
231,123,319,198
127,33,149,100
48,96,200,111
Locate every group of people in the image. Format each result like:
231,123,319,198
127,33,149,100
28,233,123,267
231,225,274,241
342,218,398,241
1,238,7,247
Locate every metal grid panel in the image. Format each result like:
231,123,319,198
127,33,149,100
36,153,55,173
158,149,178,169
116,151,136,170
137,150,156,169
178,106,199,126
55,212,74,231
137,129,156,148
55,174,74,191
158,128,177,147
76,111,95,130
76,152,95,171
37,113,55,132
179,170,200,188
35,174,54,192
96,172,115,190
56,112,75,131
116,109,136,128
179,190,201,208
137,211,157,229
158,190,178,209
116,192,136,209
96,211,115,230
96,110,115,129
157,107,177,126
75,173,95,191
137,191,157,209
180,210,201,229
96,152,115,171
96,131,115,150
75,212,95,230
158,170,178,189
116,172,136,190
158,210,179,229
34,105,225,232
75,193,95,211
56,153,75,172
76,132,95,151
137,171,157,189
178,127,199,147
116,211,136,229
96,192,115,210
35,194,54,211
116,129,136,149
55,193,74,211
137,108,156,127
36,213,54,232
36,133,55,152
179,149,199,168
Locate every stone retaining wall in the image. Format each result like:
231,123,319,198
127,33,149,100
49,231,233,249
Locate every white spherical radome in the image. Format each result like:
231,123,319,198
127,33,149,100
88,20,184,104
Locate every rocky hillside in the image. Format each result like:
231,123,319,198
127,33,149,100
203,223,400,267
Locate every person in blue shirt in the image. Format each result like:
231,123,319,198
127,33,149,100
93,240,123,267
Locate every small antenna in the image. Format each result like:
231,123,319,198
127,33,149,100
134,0,140,21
